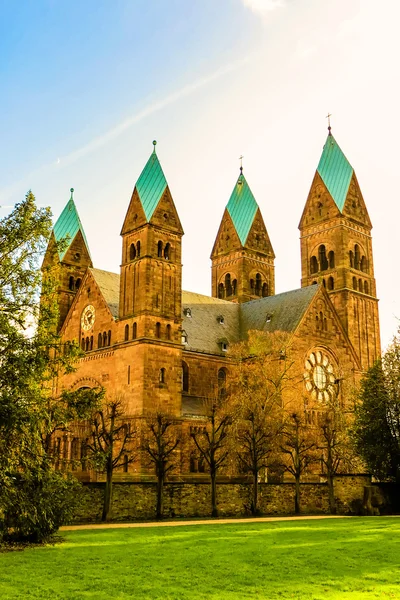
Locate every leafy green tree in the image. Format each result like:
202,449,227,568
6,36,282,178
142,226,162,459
354,342,400,482
0,192,98,543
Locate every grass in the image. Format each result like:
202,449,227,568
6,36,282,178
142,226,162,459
1,517,399,599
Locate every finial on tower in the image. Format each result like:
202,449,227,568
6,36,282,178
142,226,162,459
152,140,157,153
326,112,332,135
70,188,74,200
239,155,244,174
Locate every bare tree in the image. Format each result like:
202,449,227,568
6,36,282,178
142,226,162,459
141,411,181,520
87,396,138,522
318,407,354,514
229,330,293,515
280,412,317,514
191,398,231,517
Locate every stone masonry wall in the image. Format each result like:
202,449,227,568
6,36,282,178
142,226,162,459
72,474,370,523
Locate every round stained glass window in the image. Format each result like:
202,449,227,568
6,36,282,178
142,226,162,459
304,351,337,402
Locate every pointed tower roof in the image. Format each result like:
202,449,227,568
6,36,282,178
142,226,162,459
317,133,353,212
226,172,259,246
135,141,168,221
53,189,91,261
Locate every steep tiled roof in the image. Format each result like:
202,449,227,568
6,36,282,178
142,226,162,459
53,191,91,261
240,285,319,336
135,149,168,221
182,291,240,355
317,134,353,212
226,173,258,246
90,268,120,318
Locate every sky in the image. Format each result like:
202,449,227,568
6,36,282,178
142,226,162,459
1,0,399,349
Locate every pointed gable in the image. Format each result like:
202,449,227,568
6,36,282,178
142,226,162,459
317,133,353,213
226,173,258,246
53,189,91,261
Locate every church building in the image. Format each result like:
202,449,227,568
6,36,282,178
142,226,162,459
42,128,381,475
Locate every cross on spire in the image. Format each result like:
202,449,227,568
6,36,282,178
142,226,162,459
326,112,332,135
239,155,244,173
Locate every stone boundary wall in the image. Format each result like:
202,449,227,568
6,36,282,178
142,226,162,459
73,474,371,523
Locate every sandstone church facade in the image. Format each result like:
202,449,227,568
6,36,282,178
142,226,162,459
43,129,381,476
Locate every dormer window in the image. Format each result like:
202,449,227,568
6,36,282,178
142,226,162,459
217,315,224,325
183,308,192,318
266,313,273,323
181,331,188,345
221,342,228,352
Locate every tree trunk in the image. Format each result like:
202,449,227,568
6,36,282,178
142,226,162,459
327,473,336,514
211,471,218,517
156,474,164,520
102,465,113,522
252,470,259,515
294,475,301,514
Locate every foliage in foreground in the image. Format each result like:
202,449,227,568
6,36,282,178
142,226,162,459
1,518,400,599
354,334,400,482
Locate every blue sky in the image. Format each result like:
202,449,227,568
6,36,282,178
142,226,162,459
1,0,400,348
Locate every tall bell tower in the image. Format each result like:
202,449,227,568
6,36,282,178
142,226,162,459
211,166,275,303
299,126,380,369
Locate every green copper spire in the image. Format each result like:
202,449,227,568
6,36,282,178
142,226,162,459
135,141,168,221
317,132,354,212
53,188,91,261
226,171,258,246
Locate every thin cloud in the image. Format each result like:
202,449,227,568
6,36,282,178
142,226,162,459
242,0,286,18
0,55,251,204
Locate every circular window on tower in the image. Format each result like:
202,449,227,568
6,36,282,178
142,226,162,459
303,350,337,403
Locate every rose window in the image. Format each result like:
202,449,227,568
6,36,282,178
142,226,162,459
304,350,337,402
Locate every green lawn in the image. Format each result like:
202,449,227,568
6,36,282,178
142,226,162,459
1,517,399,599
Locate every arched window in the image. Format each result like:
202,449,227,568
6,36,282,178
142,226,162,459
310,256,318,274
157,241,163,257
218,368,227,398
323,318,328,332
85,337,90,352
132,322,137,339
250,278,255,292
360,256,367,272
166,324,171,340
124,324,129,341
364,281,369,295
255,273,262,296
358,279,363,292
318,245,328,271
354,245,360,270
81,338,85,351
75,278,81,290
262,283,268,297
164,243,170,260
136,241,141,257
159,368,166,384
182,361,189,393
107,330,111,346
316,315,319,330
155,322,161,338
353,276,357,290
322,279,326,288
90,336,93,351
123,454,129,473
129,243,136,260
98,333,102,348
218,283,225,299
225,273,232,297
103,331,107,347
69,276,75,291
232,279,237,296
328,276,334,291
349,250,354,268
328,251,335,269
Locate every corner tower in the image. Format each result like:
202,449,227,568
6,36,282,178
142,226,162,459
42,188,92,331
211,167,275,303
119,141,184,342
299,128,380,369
